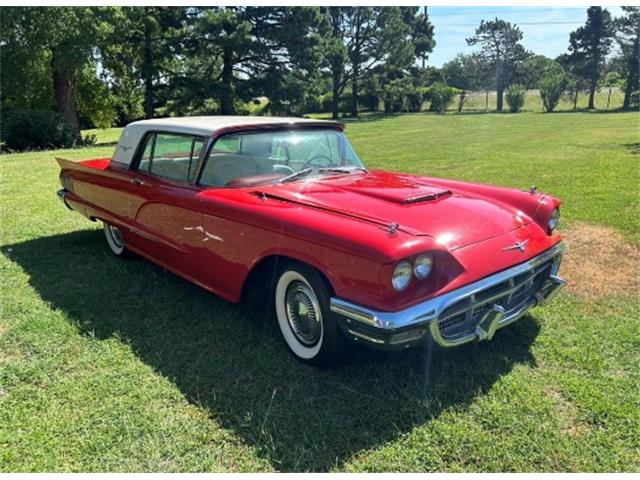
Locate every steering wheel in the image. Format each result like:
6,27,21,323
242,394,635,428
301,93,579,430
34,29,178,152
272,164,295,175
302,155,335,169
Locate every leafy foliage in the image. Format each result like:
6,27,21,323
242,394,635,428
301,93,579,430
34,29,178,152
0,5,635,137
505,84,526,112
567,7,614,109
2,110,78,151
466,18,530,111
426,82,457,113
519,54,557,89
539,64,568,113
614,7,640,110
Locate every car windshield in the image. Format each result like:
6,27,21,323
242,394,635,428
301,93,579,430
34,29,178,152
199,128,366,187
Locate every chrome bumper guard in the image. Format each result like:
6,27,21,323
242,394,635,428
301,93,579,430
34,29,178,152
57,189,72,210
330,242,566,350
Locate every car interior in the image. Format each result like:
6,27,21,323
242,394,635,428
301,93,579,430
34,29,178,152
137,130,349,188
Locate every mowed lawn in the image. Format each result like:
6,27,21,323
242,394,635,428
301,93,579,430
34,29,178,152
1,111,638,472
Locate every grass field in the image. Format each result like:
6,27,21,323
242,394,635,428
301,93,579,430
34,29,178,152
1,111,639,472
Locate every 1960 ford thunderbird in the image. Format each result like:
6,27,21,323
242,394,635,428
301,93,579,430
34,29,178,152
57,116,565,367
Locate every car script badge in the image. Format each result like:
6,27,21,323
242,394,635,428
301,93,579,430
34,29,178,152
502,239,529,252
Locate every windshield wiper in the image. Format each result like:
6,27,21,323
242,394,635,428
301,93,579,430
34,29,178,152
277,168,313,184
318,167,368,174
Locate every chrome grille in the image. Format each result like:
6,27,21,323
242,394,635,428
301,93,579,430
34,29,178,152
438,256,558,338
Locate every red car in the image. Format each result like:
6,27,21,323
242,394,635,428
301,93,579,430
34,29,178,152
57,116,565,367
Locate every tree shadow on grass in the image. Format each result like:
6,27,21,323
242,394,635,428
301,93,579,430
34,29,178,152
622,142,640,155
3,230,541,471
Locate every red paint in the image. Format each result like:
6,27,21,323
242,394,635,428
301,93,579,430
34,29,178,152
57,138,562,313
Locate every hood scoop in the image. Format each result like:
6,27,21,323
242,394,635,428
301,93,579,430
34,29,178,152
402,189,452,204
326,181,453,205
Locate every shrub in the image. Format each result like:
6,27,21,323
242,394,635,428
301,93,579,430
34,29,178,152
3,110,78,151
426,82,456,114
539,65,567,112
505,84,526,113
81,134,97,146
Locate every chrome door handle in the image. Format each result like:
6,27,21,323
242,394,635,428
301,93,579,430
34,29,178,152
131,178,145,186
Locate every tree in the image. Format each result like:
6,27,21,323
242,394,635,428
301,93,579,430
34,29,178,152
0,8,54,115
345,8,381,117
320,7,433,119
539,63,567,112
320,7,381,119
321,8,349,119
0,7,111,134
401,7,435,69
519,54,556,89
567,7,614,110
466,18,529,112
184,7,322,115
376,7,415,114
441,54,484,112
99,7,186,120
615,7,640,110
557,52,589,110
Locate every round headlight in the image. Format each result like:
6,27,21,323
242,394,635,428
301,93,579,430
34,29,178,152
392,260,412,292
414,253,434,280
548,208,560,231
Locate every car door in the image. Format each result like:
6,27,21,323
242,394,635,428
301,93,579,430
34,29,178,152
126,132,213,284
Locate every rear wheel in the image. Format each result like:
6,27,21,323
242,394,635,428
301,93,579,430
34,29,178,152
274,262,350,368
103,222,130,258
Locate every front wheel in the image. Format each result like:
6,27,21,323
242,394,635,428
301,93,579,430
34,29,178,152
274,263,350,368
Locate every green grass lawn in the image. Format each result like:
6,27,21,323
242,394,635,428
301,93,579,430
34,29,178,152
1,111,638,472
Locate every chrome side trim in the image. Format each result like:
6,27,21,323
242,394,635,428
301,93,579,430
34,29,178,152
330,242,566,348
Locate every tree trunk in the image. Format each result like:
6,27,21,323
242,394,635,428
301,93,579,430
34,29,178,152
351,73,359,117
622,40,637,110
623,78,633,110
51,56,80,135
485,91,489,111
588,82,596,110
496,85,504,112
331,70,341,120
220,47,235,115
607,87,612,109
143,18,154,119
458,90,466,113
384,96,392,114
351,9,360,117
573,90,579,110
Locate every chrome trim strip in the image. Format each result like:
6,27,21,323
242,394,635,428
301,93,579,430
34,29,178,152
330,242,566,347
346,329,385,344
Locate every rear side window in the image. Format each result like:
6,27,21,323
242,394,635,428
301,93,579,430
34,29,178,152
137,133,205,182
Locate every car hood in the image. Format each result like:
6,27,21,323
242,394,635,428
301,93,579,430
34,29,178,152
256,170,531,250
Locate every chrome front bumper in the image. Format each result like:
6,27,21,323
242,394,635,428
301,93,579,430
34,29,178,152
330,242,566,350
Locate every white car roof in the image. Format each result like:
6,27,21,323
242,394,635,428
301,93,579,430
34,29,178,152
112,115,339,166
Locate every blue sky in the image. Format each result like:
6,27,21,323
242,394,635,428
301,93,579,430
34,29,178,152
427,6,624,67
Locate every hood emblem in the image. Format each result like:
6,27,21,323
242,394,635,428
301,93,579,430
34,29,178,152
385,222,399,234
503,239,529,252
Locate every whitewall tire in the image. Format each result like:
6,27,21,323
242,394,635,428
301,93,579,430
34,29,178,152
274,262,349,368
103,222,128,257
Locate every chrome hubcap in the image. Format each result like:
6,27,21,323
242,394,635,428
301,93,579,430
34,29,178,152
285,280,322,346
109,225,123,249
